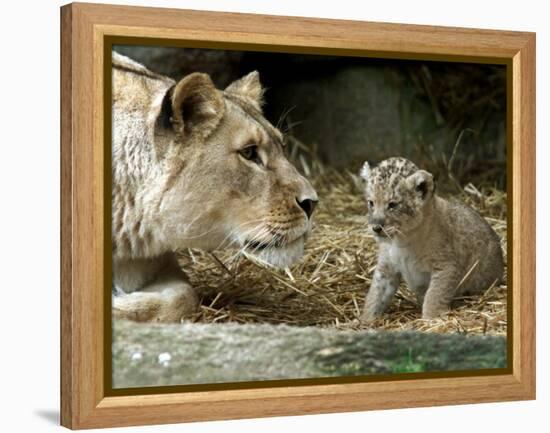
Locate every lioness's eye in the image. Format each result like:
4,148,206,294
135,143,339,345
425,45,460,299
388,201,398,210
367,200,374,208
238,145,263,166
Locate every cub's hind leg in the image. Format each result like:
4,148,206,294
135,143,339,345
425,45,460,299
421,269,460,319
113,253,199,323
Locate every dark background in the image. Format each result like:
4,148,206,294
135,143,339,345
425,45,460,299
115,45,507,189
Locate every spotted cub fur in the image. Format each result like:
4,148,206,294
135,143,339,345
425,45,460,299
359,157,504,321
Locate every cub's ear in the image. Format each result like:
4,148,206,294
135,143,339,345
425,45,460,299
170,73,224,140
225,71,264,111
359,161,371,181
406,170,435,200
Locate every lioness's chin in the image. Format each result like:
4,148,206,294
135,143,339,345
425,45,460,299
247,237,306,268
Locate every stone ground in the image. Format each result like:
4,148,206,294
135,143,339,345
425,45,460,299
112,320,506,388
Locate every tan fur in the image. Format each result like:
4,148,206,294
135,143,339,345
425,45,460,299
359,157,504,321
112,52,318,323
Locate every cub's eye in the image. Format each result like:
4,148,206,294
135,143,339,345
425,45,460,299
238,145,263,165
387,201,398,210
367,200,374,208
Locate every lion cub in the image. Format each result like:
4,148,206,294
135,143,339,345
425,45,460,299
359,157,504,322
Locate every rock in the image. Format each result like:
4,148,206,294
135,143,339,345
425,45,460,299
111,48,506,185
263,63,407,168
112,320,506,388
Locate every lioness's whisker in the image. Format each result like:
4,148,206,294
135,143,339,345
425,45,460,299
276,105,297,132
214,219,267,251
224,224,268,264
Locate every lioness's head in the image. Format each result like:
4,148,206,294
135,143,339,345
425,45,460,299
359,157,435,241
152,71,318,268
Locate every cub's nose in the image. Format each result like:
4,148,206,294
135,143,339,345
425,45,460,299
296,198,318,219
372,225,383,234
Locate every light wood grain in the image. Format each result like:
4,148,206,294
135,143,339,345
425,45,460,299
60,2,536,429
512,33,536,392
60,4,73,429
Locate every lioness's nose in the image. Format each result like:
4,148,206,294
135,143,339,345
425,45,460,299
296,198,318,219
290,165,318,219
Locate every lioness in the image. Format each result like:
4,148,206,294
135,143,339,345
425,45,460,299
112,53,318,323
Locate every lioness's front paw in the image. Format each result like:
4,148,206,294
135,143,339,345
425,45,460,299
113,284,199,324
165,284,199,322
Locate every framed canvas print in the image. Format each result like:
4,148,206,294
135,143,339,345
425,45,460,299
60,2,536,429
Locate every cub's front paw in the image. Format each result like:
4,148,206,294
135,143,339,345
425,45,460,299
420,289,454,320
359,309,379,325
421,305,449,320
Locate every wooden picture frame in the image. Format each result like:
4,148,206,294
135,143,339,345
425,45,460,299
60,2,536,429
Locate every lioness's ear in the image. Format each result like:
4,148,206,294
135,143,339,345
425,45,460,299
407,170,435,200
359,161,371,181
171,73,224,139
225,71,264,111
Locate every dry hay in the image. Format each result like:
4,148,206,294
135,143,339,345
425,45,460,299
178,154,507,336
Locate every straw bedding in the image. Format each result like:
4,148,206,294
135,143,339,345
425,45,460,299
178,152,507,336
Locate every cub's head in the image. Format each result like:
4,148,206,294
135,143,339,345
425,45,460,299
153,71,318,267
359,157,435,241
